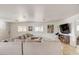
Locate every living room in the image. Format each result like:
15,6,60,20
0,4,79,55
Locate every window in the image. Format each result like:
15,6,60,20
35,26,43,32
77,25,79,31
18,26,26,32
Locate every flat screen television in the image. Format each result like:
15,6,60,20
59,23,70,34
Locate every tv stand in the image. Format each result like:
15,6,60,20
58,34,70,44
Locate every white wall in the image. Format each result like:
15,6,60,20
0,20,10,41
56,15,77,47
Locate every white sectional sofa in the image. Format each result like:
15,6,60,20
0,42,22,55
0,40,63,55
23,42,63,55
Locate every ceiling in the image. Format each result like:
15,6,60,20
0,4,79,22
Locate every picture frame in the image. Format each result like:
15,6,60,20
28,26,32,31
47,24,54,33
